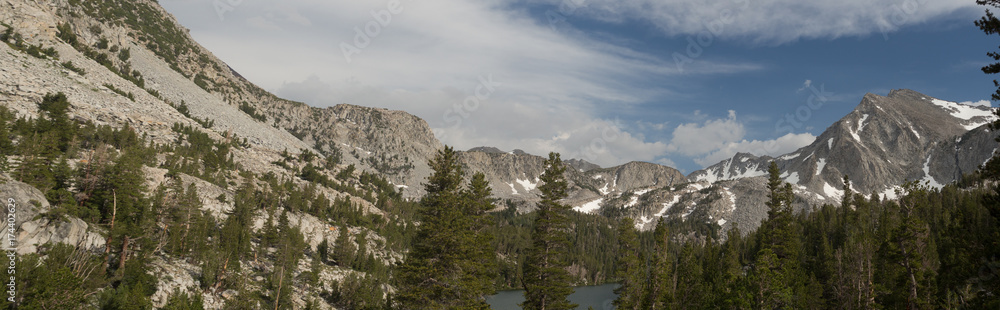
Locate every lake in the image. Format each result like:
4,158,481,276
485,283,620,310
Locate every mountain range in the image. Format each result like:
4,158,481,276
0,0,997,307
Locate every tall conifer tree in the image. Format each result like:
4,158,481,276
646,218,675,309
521,152,576,310
612,218,644,309
395,146,496,309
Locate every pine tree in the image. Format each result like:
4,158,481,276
752,161,802,308
317,237,330,264
612,217,645,309
395,146,495,309
0,106,13,173
645,218,674,309
841,174,852,210
877,182,938,309
975,4,1000,305
332,225,356,267
717,225,751,309
218,183,257,275
457,172,498,308
673,242,705,308
521,152,576,310
86,146,152,274
37,92,75,152
977,0,1000,103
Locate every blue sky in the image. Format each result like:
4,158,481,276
161,0,992,173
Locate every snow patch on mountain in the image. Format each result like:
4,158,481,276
724,187,736,211
985,149,998,167
816,158,826,176
695,159,767,183
922,155,944,189
660,195,681,215
848,114,869,142
516,177,538,192
625,195,640,208
783,171,800,184
823,182,840,199
849,121,862,141
681,208,694,219
573,198,603,214
624,188,653,208
637,194,683,228
881,186,899,200
930,99,997,130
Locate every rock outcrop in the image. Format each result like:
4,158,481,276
0,175,105,254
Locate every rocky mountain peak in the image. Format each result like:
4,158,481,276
467,146,506,154
564,158,601,172
691,89,998,201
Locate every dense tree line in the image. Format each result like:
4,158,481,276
612,161,1000,309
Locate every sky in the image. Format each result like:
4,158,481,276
160,0,996,173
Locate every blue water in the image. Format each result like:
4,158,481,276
485,283,619,310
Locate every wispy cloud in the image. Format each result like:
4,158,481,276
161,0,762,168
159,0,964,171
544,0,978,44
664,110,817,167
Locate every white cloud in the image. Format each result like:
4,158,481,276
437,117,672,168
665,111,816,167
159,0,765,170
694,133,817,167
798,79,812,92
275,75,672,167
246,16,282,32
546,0,977,44
667,110,744,156
157,0,934,171
634,120,671,131
657,158,679,170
